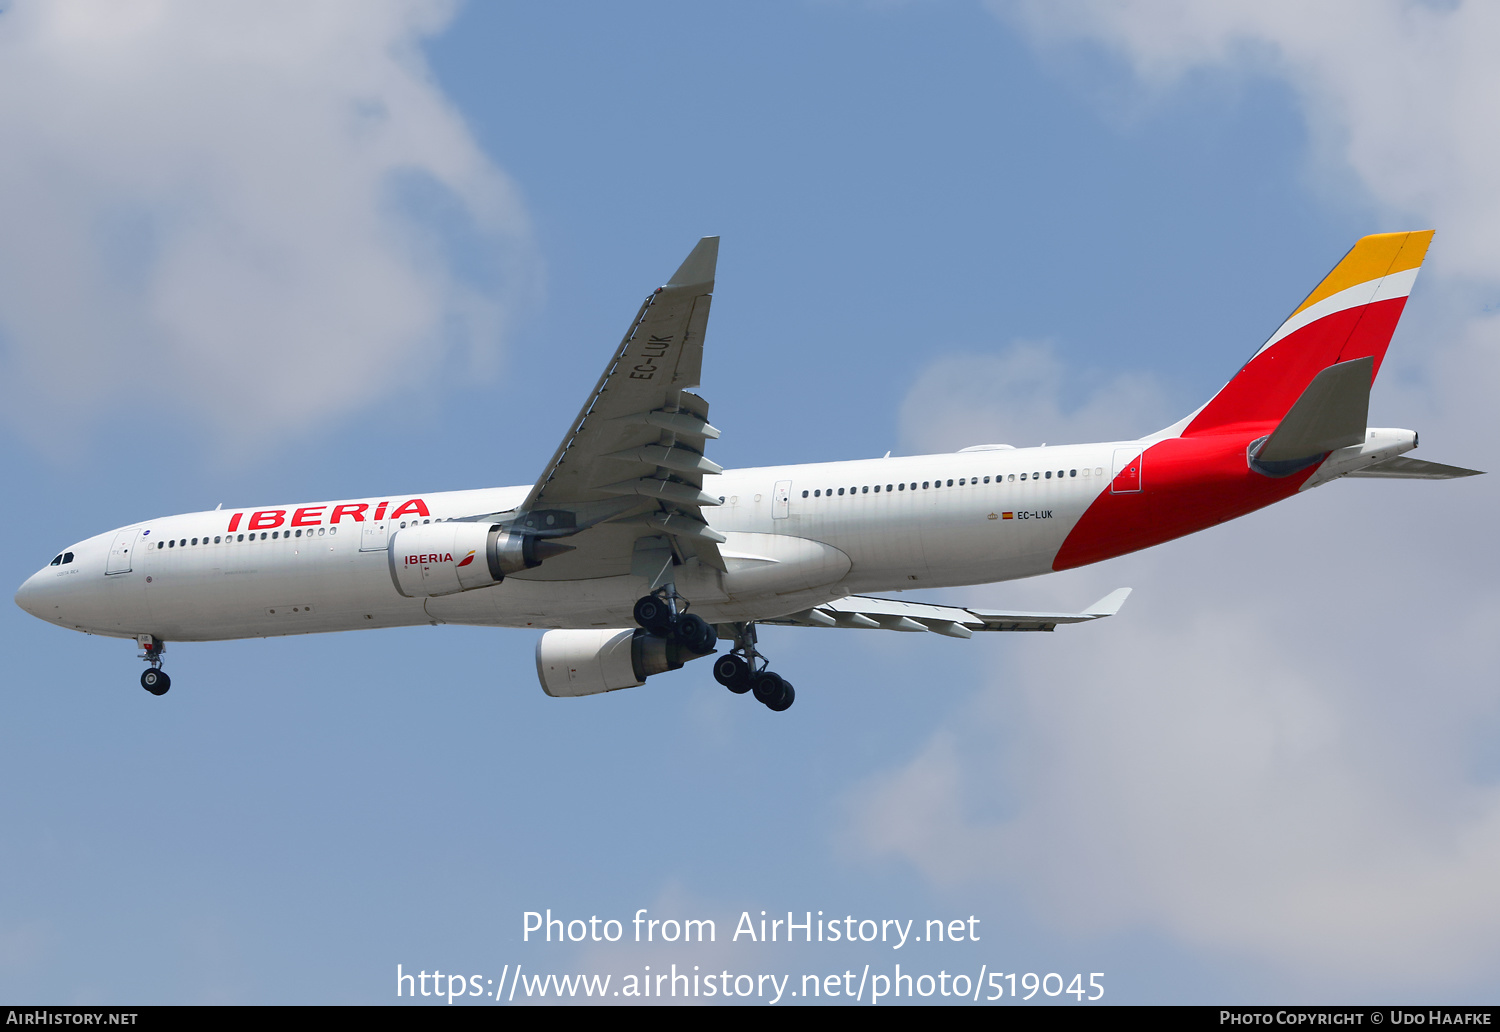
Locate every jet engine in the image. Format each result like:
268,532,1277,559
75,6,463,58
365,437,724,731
388,522,571,598
536,628,714,697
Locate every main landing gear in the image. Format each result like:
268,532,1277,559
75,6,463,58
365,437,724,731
632,590,718,655
711,621,794,713
631,588,794,713
137,635,170,696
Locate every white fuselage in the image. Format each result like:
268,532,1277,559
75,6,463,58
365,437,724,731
16,445,1122,644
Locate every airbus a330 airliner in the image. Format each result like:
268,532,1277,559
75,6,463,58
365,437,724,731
13,232,1481,711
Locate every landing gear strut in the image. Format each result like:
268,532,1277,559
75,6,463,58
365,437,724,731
713,622,794,712
630,583,793,712
632,589,717,655
137,635,170,696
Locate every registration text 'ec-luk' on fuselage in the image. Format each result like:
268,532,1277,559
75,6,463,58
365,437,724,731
14,233,1482,711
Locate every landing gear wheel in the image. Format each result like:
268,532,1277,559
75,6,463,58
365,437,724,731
751,671,790,709
140,668,171,696
674,613,717,655
633,595,675,635
713,654,753,693
765,682,795,712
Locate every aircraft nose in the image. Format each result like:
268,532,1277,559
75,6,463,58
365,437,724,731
14,571,56,621
15,573,43,617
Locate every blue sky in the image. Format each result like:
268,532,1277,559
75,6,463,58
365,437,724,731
2,0,1498,1005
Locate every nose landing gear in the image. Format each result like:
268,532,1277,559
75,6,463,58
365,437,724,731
137,635,170,696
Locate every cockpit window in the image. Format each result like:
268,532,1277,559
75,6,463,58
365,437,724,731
63,552,74,564
50,554,62,566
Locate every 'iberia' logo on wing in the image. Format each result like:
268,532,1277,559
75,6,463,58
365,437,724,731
456,550,476,569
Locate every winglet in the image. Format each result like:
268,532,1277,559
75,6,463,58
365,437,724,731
1084,587,1132,617
666,236,719,291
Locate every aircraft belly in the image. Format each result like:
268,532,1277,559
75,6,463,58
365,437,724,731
422,531,852,630
134,541,425,641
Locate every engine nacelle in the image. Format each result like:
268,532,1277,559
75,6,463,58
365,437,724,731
388,522,559,598
536,628,711,698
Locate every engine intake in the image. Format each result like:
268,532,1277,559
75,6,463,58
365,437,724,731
388,523,572,598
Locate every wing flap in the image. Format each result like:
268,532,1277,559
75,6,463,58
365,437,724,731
765,589,1132,634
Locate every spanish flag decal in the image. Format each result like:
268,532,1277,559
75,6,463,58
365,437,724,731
1002,512,1014,519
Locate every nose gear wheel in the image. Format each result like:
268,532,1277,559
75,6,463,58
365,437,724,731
136,636,170,696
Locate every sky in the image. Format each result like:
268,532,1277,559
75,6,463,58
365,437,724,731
2,0,1498,1006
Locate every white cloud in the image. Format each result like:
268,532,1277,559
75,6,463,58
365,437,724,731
850,473,1500,987
0,0,532,453
992,0,1500,283
897,340,1173,455
854,3,1500,988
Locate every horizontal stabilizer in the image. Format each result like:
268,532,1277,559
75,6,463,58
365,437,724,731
1346,456,1484,479
764,589,1131,634
1257,356,1372,463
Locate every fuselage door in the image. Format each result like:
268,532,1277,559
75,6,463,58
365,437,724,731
772,480,791,519
106,528,140,575
360,521,391,552
1110,448,1144,494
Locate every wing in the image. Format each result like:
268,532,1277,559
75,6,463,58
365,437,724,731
762,588,1132,635
494,237,727,579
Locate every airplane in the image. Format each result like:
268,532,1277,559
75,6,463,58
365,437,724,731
13,231,1482,712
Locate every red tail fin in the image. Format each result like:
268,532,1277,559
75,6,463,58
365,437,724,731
1182,231,1434,437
